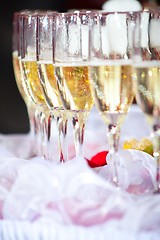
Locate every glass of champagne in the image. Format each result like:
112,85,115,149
132,9,160,193
19,11,52,159
12,10,38,158
54,12,94,159
36,11,69,163
89,11,136,186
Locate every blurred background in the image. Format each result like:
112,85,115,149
0,0,159,134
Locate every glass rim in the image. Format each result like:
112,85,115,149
14,10,57,18
56,10,109,17
143,8,160,13
96,10,143,15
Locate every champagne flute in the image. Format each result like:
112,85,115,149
54,12,94,159
12,10,37,157
19,11,52,159
36,11,69,162
89,11,136,186
132,9,160,193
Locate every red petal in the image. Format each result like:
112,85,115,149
86,151,108,168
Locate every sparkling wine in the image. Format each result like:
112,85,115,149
21,59,46,105
89,61,134,125
12,51,30,104
38,62,62,108
133,61,160,123
55,65,94,111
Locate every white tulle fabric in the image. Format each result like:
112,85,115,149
0,105,160,239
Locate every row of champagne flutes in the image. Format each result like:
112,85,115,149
13,10,68,163
12,9,160,192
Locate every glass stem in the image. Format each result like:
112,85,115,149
72,111,87,158
34,107,41,157
107,124,120,186
26,103,35,138
62,112,68,161
34,105,47,158
39,107,53,160
26,102,37,157
151,127,160,191
39,110,47,158
55,109,68,163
